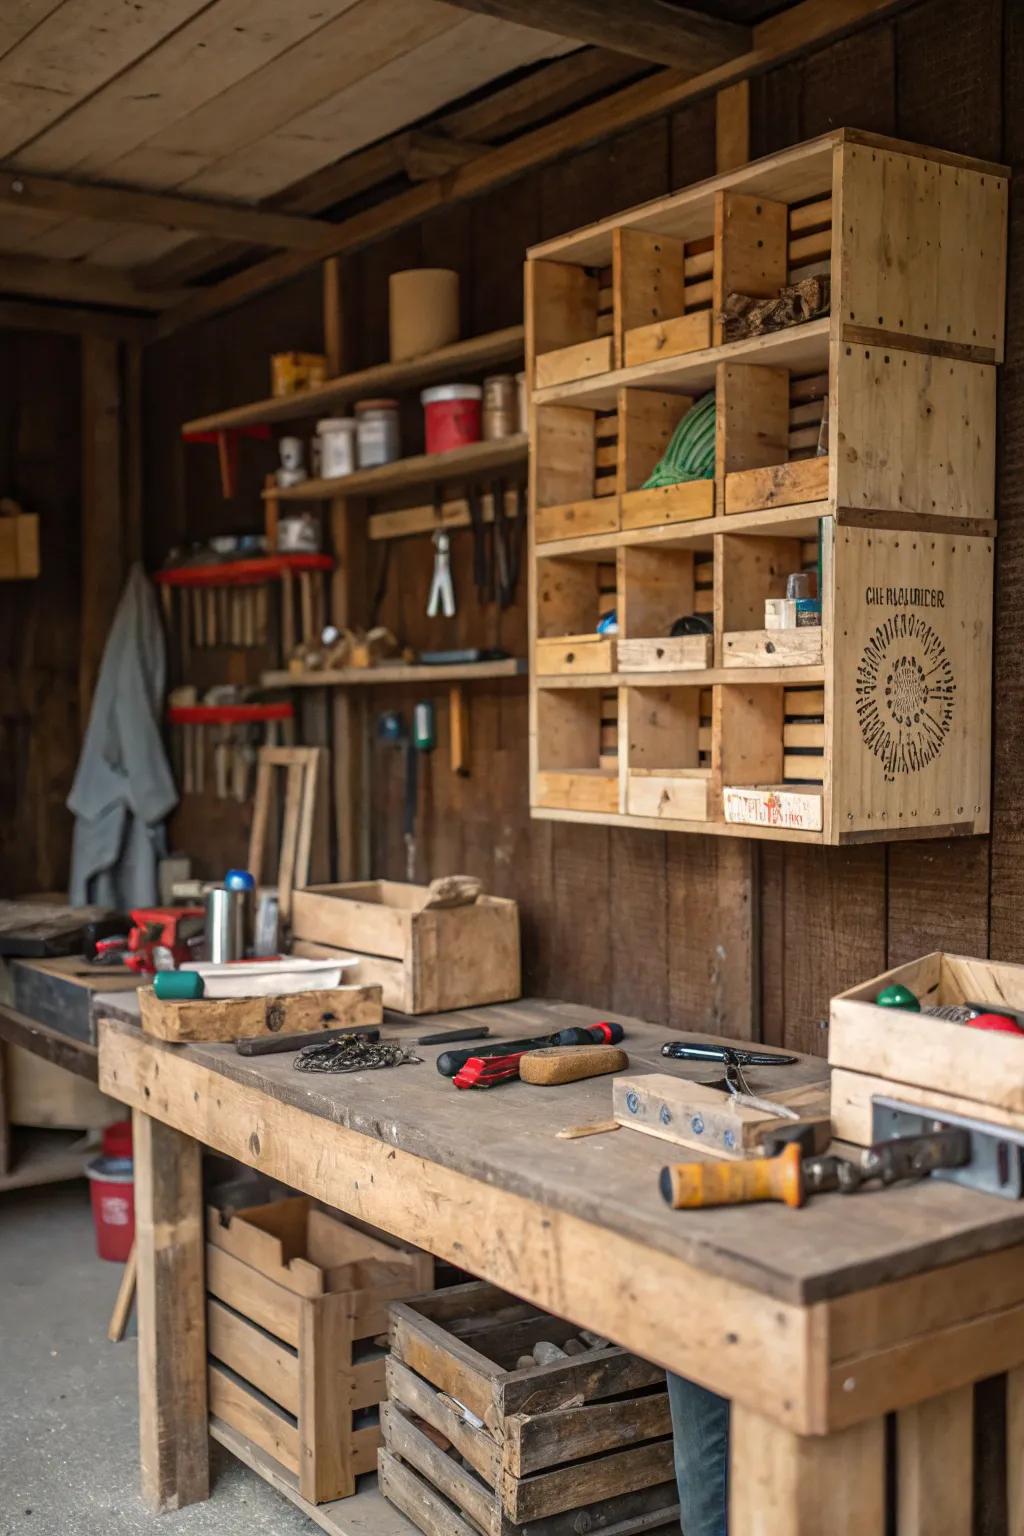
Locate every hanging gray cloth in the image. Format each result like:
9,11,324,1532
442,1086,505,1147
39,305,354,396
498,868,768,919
68,563,177,910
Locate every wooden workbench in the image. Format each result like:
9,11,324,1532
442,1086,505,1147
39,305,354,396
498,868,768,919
97,997,1024,1535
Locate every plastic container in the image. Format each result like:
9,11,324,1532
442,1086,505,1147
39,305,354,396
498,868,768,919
316,418,358,479
87,1155,135,1262
482,375,516,440
102,1120,133,1159
421,384,482,455
355,398,400,467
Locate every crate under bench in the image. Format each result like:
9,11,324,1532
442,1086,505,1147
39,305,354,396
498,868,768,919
206,1195,432,1505
379,1281,678,1536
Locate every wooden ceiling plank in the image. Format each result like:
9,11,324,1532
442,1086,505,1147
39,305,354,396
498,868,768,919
93,0,465,198
0,170,333,249
129,45,634,290
0,0,214,160
171,13,573,204
0,2,65,60
439,0,750,69
154,0,911,338
9,0,365,179
0,252,189,309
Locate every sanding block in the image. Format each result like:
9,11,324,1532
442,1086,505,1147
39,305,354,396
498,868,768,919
520,1045,628,1086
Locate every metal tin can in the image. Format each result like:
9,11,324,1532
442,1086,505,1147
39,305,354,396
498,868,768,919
482,374,517,440
354,398,401,467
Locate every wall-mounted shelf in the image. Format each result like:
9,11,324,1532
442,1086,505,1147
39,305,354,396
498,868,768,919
182,325,524,436
266,434,528,503
262,658,526,688
154,554,333,587
527,130,1007,846
168,703,294,724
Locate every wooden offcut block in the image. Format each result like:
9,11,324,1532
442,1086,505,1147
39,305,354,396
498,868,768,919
137,984,382,1042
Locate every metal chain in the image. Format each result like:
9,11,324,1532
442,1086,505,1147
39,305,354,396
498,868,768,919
294,1037,422,1074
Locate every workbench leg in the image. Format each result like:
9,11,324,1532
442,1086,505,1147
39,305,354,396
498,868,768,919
1010,1368,1024,1536
134,1109,208,1512
897,1385,973,1535
729,1406,884,1535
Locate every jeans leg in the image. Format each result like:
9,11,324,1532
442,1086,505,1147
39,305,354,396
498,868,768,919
666,1373,730,1536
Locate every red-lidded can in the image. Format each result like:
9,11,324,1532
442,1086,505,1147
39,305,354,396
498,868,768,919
421,383,482,454
86,1155,135,1262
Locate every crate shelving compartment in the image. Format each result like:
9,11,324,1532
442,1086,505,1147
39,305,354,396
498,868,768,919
526,128,1007,845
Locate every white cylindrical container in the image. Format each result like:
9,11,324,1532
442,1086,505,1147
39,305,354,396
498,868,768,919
354,398,401,467
316,417,357,479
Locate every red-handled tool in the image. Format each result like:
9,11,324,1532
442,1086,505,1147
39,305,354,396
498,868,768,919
442,1019,626,1081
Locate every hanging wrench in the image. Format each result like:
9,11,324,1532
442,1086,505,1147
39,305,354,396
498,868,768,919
427,529,455,618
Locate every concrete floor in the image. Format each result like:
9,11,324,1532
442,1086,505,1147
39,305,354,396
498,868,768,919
0,1181,313,1535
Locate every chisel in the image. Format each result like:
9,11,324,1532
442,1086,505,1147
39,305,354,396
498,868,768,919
236,1025,381,1057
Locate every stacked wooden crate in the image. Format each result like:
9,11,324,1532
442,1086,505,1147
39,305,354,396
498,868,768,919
206,1194,431,1503
379,1281,678,1536
526,127,1007,845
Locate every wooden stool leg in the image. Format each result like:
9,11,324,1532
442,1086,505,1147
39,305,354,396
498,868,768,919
1010,1368,1024,1536
730,1406,885,1535
134,1109,208,1512
898,1385,973,1535
108,1242,137,1342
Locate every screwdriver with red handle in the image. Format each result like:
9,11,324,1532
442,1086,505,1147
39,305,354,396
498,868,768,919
446,1022,624,1089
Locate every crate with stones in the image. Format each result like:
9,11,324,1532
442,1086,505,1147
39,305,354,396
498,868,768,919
829,952,1024,1147
379,1281,677,1536
206,1194,432,1503
291,879,521,1014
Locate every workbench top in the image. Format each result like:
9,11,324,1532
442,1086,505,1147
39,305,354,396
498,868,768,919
98,995,1024,1307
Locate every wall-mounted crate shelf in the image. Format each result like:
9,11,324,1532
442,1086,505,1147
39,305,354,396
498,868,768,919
526,129,1008,845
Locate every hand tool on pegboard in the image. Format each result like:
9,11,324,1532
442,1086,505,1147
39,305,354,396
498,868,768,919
438,1021,624,1079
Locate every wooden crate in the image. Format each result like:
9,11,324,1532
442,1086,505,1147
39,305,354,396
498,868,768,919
206,1194,432,1504
138,983,382,1041
830,952,1024,1143
527,131,1005,847
0,511,39,580
291,881,520,1014
380,1281,677,1536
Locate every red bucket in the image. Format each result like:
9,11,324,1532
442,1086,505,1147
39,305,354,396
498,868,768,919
86,1155,135,1262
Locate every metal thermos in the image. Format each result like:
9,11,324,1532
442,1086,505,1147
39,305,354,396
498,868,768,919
205,869,254,962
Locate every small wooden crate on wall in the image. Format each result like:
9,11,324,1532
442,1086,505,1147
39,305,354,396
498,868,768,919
291,880,521,1014
206,1195,432,1503
379,1280,678,1536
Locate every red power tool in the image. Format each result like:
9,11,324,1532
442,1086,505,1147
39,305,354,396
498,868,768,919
125,907,205,974
452,1022,624,1089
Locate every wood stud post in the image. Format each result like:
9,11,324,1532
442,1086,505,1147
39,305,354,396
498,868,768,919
729,1406,885,1536
897,1385,973,1536
133,1110,208,1512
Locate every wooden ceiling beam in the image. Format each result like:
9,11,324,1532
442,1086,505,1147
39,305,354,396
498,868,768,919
152,0,910,340
438,0,749,69
401,132,488,182
0,297,153,342
0,253,188,311
0,171,330,250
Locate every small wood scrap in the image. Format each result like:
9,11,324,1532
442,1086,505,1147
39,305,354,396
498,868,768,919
423,875,481,909
613,1073,831,1159
290,625,406,674
556,1118,622,1140
108,1245,137,1342
138,983,383,1042
719,276,830,341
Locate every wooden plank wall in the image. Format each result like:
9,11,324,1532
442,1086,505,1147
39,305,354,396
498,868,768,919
0,330,82,898
144,0,1022,1057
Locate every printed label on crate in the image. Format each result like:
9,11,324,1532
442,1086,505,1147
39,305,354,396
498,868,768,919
723,786,823,831
854,611,956,783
